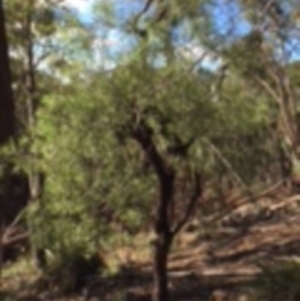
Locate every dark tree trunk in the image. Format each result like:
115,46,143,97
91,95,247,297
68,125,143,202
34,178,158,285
153,232,172,301
152,169,174,301
132,122,174,301
0,0,14,144
29,172,47,269
0,0,14,275
132,120,202,301
0,0,14,232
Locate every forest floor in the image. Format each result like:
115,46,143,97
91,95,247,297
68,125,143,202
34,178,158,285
2,191,300,300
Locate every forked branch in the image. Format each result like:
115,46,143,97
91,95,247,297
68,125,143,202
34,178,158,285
172,172,202,236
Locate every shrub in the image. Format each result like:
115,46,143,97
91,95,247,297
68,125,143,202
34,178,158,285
44,248,106,293
252,260,300,301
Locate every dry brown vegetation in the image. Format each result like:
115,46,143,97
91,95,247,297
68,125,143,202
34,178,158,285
2,186,300,301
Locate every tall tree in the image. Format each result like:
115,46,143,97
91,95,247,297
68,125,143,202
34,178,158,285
234,0,300,191
0,0,14,144
0,0,14,275
0,0,87,267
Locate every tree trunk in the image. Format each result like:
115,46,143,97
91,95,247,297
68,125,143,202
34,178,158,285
28,172,47,269
152,168,174,301
0,0,14,279
153,233,172,301
131,122,175,301
131,120,202,301
0,0,14,144
290,154,300,194
23,4,47,268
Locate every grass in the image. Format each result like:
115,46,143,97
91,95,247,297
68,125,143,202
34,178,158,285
1,256,38,280
252,259,300,301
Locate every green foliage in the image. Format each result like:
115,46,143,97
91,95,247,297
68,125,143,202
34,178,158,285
27,31,280,261
222,31,268,79
253,260,300,301
44,249,104,293
210,74,276,184
4,1,300,295
1,256,37,279
33,77,155,255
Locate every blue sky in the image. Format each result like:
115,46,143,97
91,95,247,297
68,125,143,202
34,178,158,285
62,0,300,68
63,0,95,20
64,0,142,24
66,0,250,56
65,0,218,69
210,0,251,38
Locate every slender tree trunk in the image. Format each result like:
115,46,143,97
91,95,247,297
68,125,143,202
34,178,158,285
289,152,300,194
132,122,174,301
153,169,174,301
23,3,46,268
132,120,201,301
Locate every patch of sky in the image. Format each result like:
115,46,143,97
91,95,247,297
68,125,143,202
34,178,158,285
113,0,144,26
63,0,96,24
209,0,251,42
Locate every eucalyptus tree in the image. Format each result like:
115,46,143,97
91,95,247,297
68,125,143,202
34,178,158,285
218,0,300,191
62,1,278,300
1,0,93,267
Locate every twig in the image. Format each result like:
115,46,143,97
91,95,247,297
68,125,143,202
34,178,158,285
172,172,202,235
1,206,27,242
1,231,29,247
203,138,248,189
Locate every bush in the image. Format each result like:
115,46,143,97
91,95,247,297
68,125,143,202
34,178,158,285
44,249,106,293
253,260,300,301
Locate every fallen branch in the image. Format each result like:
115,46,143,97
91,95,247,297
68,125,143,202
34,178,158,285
1,206,28,247
1,231,29,247
210,179,286,224
268,194,300,213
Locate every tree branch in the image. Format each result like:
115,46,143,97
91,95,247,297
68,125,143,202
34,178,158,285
131,119,174,235
204,138,248,189
253,74,294,147
172,172,202,236
1,231,29,247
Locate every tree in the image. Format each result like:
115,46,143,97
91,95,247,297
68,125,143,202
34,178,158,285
0,0,14,144
34,1,278,299
34,51,271,299
219,0,300,192
0,0,91,267
0,0,15,279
